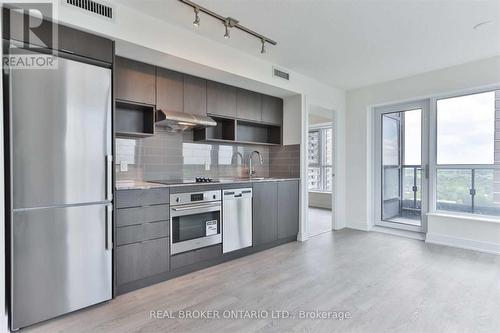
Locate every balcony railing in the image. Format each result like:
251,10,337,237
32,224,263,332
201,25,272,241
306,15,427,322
436,167,500,216
384,165,500,220
401,165,421,219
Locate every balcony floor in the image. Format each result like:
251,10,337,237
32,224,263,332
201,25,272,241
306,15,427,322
386,216,422,226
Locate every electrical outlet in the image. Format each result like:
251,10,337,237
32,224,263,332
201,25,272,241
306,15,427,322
120,161,128,172
204,161,210,171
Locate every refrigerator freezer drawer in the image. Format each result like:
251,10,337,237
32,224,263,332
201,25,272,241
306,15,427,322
11,204,112,330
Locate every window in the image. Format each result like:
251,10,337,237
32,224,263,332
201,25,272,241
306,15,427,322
435,90,500,216
308,127,333,192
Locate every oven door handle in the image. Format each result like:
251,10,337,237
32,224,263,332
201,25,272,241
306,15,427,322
171,202,221,211
170,202,221,216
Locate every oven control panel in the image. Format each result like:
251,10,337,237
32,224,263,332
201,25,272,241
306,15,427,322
191,193,204,201
170,190,221,206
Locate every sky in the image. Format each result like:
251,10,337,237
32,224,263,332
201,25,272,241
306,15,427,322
436,91,495,165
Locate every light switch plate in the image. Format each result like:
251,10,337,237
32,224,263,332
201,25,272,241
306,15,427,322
120,161,128,172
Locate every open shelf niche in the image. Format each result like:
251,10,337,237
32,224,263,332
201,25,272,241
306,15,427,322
193,116,236,142
235,120,281,145
115,100,155,137
193,116,281,145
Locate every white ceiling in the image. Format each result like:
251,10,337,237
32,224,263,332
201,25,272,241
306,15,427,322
117,0,500,90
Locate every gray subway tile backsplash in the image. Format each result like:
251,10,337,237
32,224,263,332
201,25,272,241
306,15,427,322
116,126,299,181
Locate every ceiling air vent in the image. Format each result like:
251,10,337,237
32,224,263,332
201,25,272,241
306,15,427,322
65,0,113,19
273,67,290,81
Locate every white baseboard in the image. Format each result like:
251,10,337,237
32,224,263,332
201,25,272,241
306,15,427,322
345,224,369,232
426,233,500,255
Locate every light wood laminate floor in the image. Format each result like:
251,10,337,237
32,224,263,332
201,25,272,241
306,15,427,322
23,230,500,333
308,207,332,237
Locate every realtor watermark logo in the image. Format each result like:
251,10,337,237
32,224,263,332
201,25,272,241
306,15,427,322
150,308,352,321
3,1,59,69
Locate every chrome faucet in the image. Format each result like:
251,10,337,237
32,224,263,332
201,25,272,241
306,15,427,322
232,151,244,165
248,151,263,178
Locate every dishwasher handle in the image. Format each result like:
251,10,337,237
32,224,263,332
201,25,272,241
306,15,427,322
223,188,252,199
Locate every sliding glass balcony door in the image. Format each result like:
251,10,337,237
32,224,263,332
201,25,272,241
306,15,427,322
374,101,429,232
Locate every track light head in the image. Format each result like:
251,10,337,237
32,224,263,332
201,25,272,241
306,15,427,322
224,21,230,39
260,38,266,54
193,7,200,27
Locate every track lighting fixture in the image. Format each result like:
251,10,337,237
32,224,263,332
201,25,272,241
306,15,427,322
193,7,200,27
180,0,277,54
224,21,230,39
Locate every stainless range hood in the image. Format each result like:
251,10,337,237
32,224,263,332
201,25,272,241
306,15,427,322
155,109,217,131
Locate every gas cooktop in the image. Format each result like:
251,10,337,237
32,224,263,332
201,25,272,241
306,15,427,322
150,177,219,185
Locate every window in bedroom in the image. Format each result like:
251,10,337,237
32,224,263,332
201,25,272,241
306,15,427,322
308,127,333,192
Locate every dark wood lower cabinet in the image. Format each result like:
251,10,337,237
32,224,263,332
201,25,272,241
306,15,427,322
116,221,169,246
115,188,171,292
253,180,299,246
170,245,222,270
252,182,278,246
116,237,170,286
142,238,170,277
115,180,299,295
277,180,300,239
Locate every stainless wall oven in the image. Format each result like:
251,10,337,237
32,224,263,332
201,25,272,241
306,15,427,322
170,190,222,255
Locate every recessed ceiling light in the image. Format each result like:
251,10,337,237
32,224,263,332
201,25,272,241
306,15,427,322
473,20,492,30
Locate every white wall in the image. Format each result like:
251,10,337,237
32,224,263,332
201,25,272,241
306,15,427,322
426,213,500,255
346,56,500,237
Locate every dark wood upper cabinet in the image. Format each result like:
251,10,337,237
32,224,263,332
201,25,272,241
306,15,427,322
262,95,283,125
207,81,237,118
3,9,113,64
236,88,262,122
115,57,156,105
156,68,183,113
183,75,207,116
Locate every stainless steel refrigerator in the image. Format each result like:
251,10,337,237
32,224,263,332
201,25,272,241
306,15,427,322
8,50,113,330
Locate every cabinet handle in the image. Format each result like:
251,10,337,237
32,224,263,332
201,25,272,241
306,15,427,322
106,155,113,201
106,204,113,250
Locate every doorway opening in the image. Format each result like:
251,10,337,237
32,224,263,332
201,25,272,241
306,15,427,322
307,107,334,237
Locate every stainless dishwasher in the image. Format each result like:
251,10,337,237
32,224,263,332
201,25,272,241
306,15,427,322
223,188,253,253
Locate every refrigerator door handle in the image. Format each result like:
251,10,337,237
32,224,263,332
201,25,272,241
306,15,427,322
106,155,113,201
106,204,113,250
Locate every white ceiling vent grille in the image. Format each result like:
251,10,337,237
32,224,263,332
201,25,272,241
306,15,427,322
273,67,290,81
65,0,113,19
